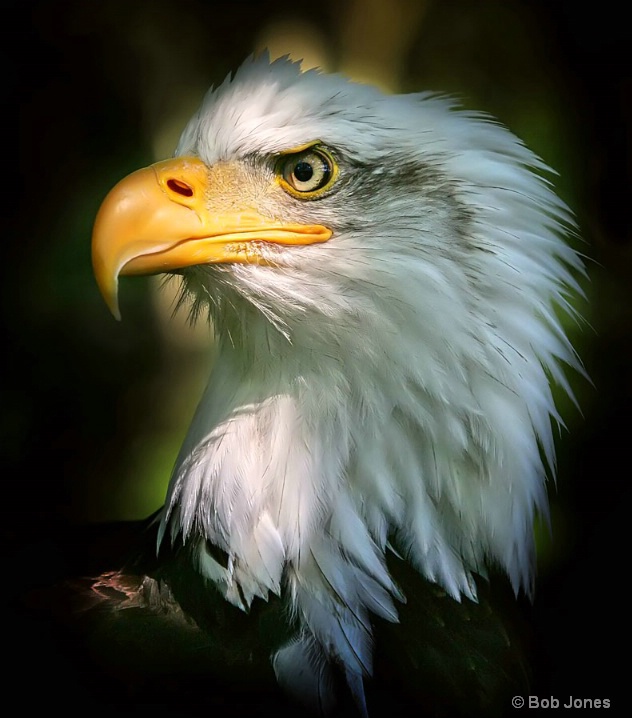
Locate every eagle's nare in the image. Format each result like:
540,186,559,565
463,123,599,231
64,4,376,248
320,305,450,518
92,55,583,713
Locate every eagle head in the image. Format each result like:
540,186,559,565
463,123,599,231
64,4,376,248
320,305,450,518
92,55,583,713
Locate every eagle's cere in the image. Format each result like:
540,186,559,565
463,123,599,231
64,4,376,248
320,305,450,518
92,55,583,714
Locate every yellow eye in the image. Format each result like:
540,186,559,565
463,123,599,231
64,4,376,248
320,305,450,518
277,147,337,198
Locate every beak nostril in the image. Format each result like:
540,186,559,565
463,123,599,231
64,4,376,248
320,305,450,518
167,178,194,197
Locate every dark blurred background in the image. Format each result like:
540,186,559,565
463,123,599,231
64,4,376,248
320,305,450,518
5,0,630,711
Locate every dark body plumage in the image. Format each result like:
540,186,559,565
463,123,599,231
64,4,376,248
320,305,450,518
15,518,530,717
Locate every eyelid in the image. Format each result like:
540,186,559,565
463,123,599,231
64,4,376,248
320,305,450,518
277,140,324,156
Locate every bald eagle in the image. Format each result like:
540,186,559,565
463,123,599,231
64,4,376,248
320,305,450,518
91,55,583,715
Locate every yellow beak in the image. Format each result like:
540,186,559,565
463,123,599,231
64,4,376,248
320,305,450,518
92,156,332,319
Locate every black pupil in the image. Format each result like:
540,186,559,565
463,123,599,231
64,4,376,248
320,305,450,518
294,161,314,182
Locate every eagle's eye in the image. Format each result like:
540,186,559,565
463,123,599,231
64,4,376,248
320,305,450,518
276,146,337,198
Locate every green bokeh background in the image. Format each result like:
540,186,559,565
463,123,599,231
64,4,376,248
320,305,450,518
6,0,629,706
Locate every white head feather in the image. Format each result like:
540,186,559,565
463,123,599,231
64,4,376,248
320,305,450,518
156,55,583,710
